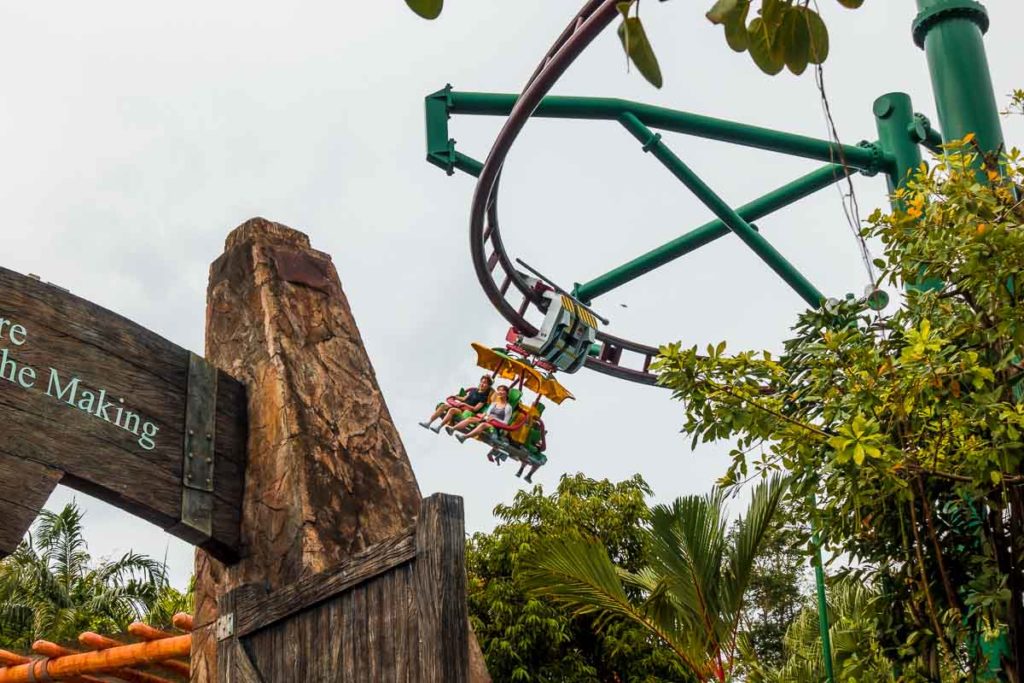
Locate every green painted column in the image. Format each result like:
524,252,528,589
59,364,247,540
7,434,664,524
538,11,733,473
873,92,923,197
913,0,1004,153
813,532,836,683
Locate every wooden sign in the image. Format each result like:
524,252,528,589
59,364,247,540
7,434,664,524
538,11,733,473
0,266,246,563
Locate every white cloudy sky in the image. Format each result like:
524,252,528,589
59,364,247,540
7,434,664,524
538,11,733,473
1,1,1022,589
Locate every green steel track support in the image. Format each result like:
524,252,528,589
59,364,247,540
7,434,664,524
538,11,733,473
424,85,946,307
812,521,836,683
425,86,485,177
618,112,825,309
439,90,892,173
874,93,925,197
914,0,1003,154
574,162,856,303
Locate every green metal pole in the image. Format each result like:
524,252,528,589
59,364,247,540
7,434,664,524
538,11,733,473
447,91,887,173
913,0,1004,153
812,522,836,683
574,163,852,303
873,92,924,197
618,112,825,308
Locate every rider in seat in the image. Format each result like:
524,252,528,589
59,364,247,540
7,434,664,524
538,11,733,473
419,375,493,433
452,385,513,443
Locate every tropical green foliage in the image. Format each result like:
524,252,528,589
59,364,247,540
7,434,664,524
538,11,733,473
145,577,195,631
743,578,897,682
0,502,178,650
732,501,809,671
652,138,1024,679
1007,89,1024,116
466,474,690,682
521,474,787,682
404,0,864,86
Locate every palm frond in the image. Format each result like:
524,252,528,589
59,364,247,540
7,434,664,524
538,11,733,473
522,537,711,678
721,474,788,618
648,493,729,652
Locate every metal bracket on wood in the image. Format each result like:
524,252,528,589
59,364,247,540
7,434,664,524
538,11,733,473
215,613,235,641
180,353,219,538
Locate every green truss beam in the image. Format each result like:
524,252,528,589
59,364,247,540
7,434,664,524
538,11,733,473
432,89,892,174
617,112,825,309
574,162,853,303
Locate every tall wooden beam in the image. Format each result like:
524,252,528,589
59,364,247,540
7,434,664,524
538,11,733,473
191,218,435,680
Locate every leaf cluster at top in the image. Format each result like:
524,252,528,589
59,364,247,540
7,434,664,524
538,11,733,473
405,0,865,87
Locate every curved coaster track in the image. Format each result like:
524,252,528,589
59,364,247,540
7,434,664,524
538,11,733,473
424,0,932,385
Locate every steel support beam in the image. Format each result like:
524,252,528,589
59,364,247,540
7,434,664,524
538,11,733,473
618,112,825,309
447,91,890,174
574,162,853,302
914,0,1003,153
874,92,925,198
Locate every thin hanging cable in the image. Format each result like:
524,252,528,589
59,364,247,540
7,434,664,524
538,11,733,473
807,0,875,286
815,62,877,285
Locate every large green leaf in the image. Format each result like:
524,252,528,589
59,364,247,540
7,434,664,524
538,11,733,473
837,0,865,7
618,14,664,88
747,17,784,75
723,1,751,53
800,6,830,64
760,0,786,32
405,0,443,20
780,6,810,75
706,0,740,24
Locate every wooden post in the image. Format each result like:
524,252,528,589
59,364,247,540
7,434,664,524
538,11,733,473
415,494,469,682
0,454,60,556
192,218,490,681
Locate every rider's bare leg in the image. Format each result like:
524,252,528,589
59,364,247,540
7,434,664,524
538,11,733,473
419,404,448,430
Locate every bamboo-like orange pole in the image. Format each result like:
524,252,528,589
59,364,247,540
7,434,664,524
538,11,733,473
171,613,194,632
78,633,190,678
0,653,27,667
0,635,190,683
31,642,173,683
126,624,172,641
0,647,105,683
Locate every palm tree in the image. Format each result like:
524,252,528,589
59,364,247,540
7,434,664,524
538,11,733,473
146,576,195,630
520,474,787,683
740,578,896,683
0,502,167,650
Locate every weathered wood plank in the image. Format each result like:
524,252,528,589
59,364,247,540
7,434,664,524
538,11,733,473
415,494,469,683
233,526,416,638
215,592,263,683
0,452,62,556
341,585,356,682
396,564,417,683
0,266,246,562
368,573,385,679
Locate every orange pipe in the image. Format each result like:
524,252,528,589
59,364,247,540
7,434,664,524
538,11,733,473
126,624,173,641
171,613,194,632
2,647,104,683
78,633,190,678
0,653,27,667
31,642,173,683
0,635,190,683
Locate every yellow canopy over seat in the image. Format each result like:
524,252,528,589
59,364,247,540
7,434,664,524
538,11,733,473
470,343,575,405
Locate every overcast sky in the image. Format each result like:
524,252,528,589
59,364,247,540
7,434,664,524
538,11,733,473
2,1,1022,589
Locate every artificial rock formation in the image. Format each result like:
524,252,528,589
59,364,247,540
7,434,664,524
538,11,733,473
190,219,490,681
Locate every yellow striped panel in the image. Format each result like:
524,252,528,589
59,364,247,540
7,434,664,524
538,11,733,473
560,294,597,328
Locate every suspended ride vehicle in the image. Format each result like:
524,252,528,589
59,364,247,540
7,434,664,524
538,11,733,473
448,342,574,482
515,285,599,374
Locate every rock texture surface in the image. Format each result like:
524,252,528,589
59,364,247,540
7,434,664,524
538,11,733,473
191,219,490,681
